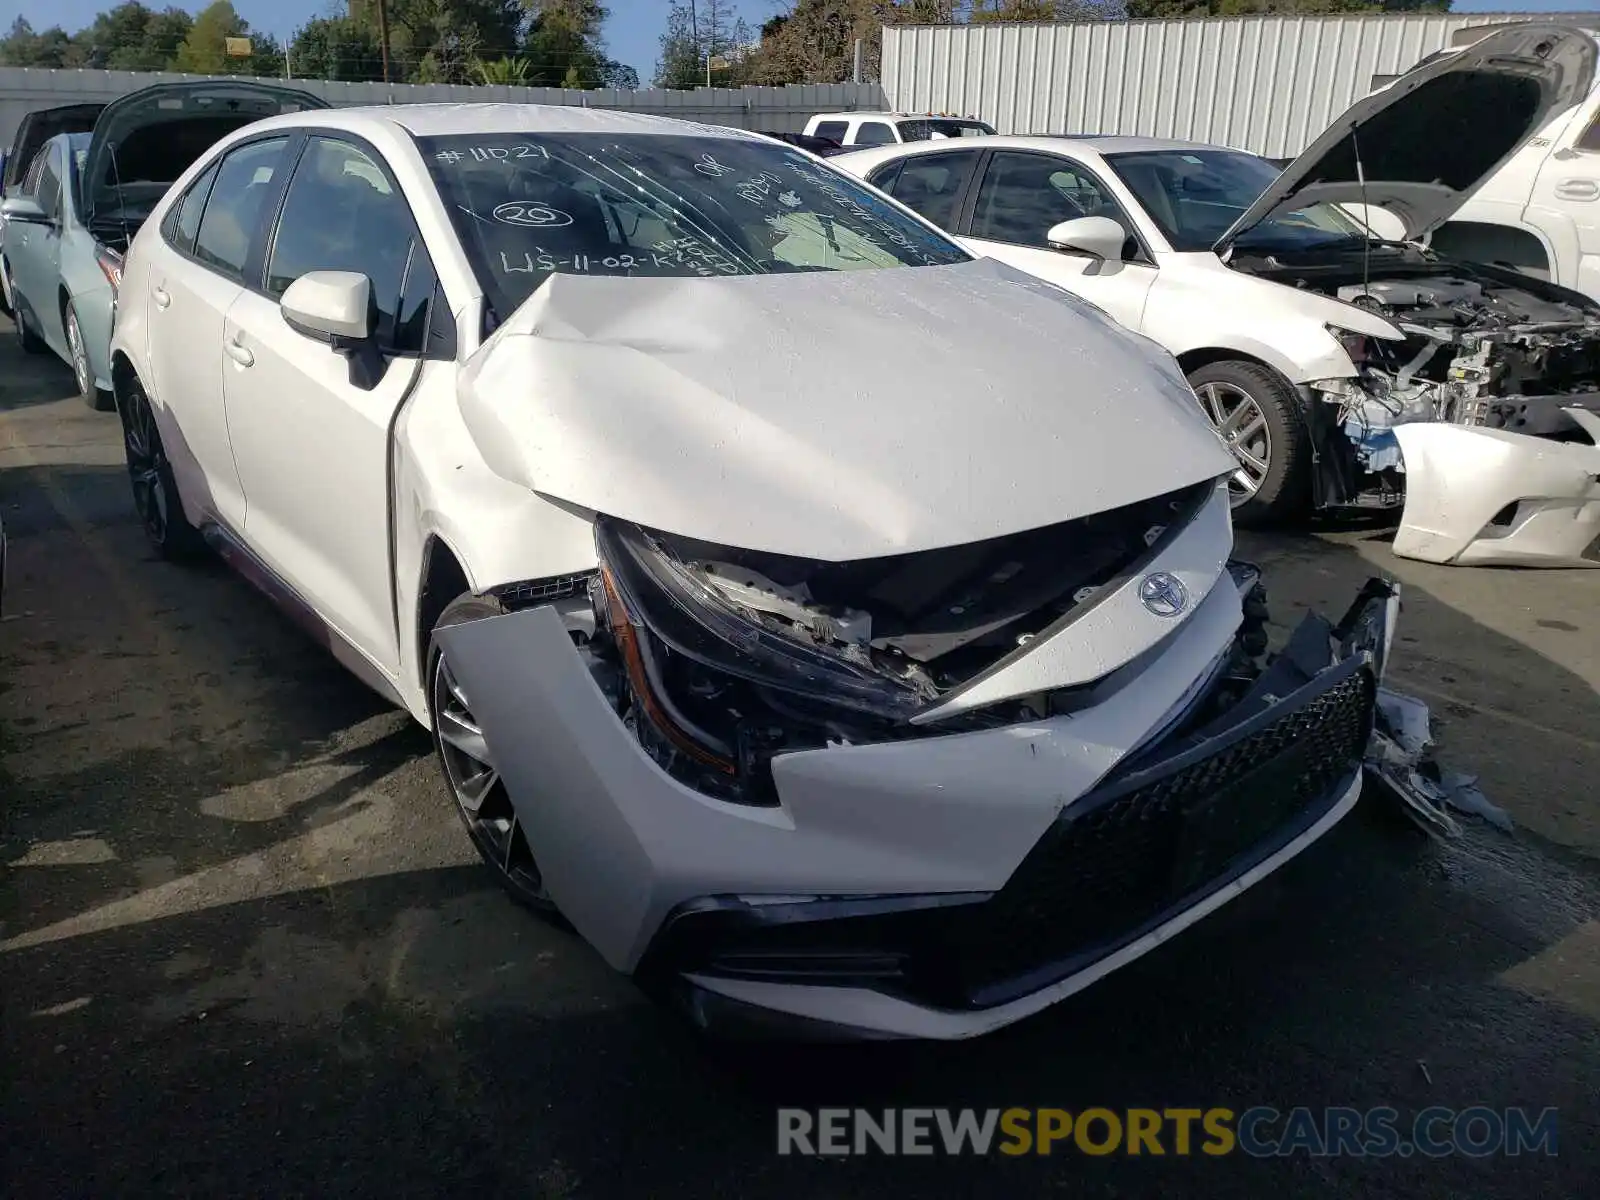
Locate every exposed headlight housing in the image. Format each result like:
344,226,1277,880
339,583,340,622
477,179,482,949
590,518,934,804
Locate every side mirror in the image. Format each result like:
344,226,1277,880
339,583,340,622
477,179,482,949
280,270,385,390
1046,215,1127,260
1,196,51,226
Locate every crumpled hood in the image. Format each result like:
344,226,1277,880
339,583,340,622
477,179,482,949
1217,22,1599,249
457,257,1235,561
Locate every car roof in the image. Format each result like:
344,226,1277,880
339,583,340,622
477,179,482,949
238,103,766,143
811,112,991,124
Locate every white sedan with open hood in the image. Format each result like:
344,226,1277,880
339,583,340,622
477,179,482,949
835,22,1600,568
106,104,1400,1040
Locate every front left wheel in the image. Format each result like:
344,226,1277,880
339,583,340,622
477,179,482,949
428,592,555,912
119,375,206,561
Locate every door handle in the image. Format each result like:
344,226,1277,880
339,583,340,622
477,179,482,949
1555,177,1600,201
225,338,254,368
153,286,171,309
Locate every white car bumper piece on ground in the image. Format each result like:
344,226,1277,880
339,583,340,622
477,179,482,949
105,103,1402,1040
1392,408,1600,567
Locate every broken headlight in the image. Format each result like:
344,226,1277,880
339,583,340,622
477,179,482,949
590,518,929,805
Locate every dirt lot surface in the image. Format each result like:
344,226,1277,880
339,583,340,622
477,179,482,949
3,315,1597,1198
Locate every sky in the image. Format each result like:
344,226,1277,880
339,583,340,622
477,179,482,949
9,1,1597,83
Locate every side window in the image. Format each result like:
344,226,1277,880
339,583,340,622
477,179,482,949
35,153,62,222
265,136,427,352
21,147,49,196
969,152,1131,249
866,160,904,193
1575,105,1600,153
853,121,897,147
394,247,439,355
193,137,291,278
163,161,220,254
881,151,975,231
812,121,849,143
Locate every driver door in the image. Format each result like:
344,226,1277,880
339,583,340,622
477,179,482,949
957,150,1156,333
220,133,441,677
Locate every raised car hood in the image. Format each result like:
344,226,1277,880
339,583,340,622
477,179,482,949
1217,22,1599,250
457,258,1236,561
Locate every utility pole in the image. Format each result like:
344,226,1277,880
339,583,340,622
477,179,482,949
688,0,699,87
705,0,715,88
376,0,392,84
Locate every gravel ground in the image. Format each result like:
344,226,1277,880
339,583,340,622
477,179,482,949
2,315,1596,1198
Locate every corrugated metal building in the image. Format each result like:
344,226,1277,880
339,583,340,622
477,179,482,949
0,68,881,151
881,13,1599,157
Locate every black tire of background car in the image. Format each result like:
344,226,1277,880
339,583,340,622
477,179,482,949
119,376,207,561
429,591,559,915
14,294,47,355
1186,359,1312,528
67,304,114,412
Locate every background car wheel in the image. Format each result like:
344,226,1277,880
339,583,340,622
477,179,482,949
119,376,206,561
66,304,113,412
428,592,556,913
1186,360,1311,527
0,258,13,317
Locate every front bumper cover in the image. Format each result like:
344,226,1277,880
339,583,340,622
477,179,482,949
643,582,1397,1041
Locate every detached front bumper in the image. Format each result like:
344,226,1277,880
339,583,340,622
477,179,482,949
439,575,1398,1041
1391,416,1600,568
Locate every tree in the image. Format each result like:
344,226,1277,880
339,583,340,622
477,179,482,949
654,0,757,89
0,17,76,67
172,1,253,73
290,16,384,82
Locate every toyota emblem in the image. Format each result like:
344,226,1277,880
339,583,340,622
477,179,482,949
1138,572,1189,618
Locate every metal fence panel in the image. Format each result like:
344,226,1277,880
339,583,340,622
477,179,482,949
882,13,1573,157
0,67,886,151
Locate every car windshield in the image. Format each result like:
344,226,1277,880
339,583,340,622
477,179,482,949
419,132,969,319
1103,148,1370,253
897,119,995,141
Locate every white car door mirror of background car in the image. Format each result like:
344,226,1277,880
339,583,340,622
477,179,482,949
1046,215,1126,260
279,270,386,391
0,196,50,226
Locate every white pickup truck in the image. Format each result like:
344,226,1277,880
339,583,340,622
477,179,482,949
802,111,995,148
1389,22,1600,302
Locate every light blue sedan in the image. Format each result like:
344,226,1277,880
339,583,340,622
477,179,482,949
3,133,120,408
1,81,327,410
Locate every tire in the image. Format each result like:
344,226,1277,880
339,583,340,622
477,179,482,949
0,257,12,318
13,289,47,355
66,303,113,412
1186,359,1312,527
428,592,556,912
118,374,206,561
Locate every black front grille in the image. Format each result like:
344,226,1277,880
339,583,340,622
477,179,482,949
935,662,1376,1007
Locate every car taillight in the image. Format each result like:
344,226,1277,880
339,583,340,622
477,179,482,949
96,246,124,293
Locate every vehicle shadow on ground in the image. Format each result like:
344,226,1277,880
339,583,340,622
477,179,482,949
0,347,77,413
3,514,1597,1196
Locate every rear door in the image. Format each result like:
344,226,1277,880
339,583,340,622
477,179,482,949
142,134,296,532
865,149,983,235
958,149,1157,332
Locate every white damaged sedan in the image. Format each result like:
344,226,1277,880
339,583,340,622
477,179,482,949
108,104,1400,1040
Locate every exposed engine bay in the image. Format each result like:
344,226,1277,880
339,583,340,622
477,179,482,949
570,482,1273,806
1232,245,1600,504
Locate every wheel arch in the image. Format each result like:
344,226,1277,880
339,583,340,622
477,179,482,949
1177,347,1299,393
415,533,472,705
